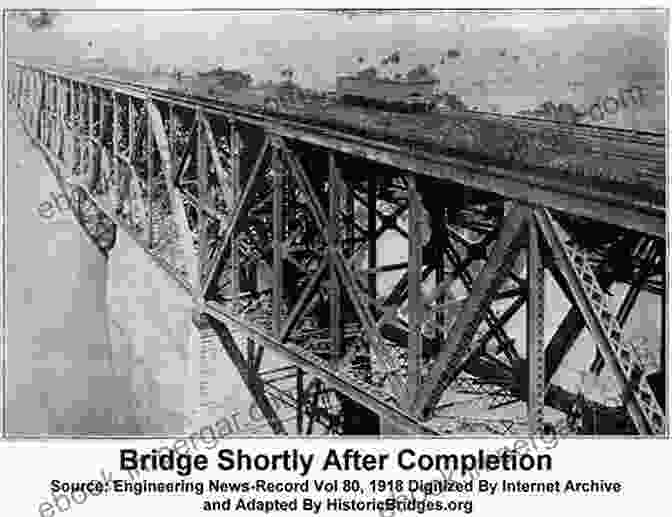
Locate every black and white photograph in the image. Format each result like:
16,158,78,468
4,9,667,439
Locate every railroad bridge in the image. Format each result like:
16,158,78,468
7,59,666,436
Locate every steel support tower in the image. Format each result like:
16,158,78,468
8,59,666,436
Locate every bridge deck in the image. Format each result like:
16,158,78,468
13,59,665,236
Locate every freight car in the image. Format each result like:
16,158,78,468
198,66,254,93
336,73,439,113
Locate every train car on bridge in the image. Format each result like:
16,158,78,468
336,68,440,113
198,66,254,93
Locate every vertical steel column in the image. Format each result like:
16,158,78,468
26,70,31,124
79,82,87,177
146,96,155,247
88,84,94,182
43,73,50,145
328,152,343,359
58,76,63,121
43,74,50,146
112,92,120,210
28,71,34,130
56,78,64,159
59,76,65,152
16,68,23,109
9,65,15,102
50,75,56,140
62,78,67,123
49,74,55,147
50,74,56,145
48,77,55,155
272,144,284,337
661,238,666,383
344,182,355,257
27,69,31,108
69,79,74,130
98,88,105,137
128,98,135,156
13,67,18,102
230,121,241,303
168,104,176,162
38,72,46,142
296,367,304,434
368,175,377,301
35,72,44,143
11,66,16,102
8,66,13,103
407,174,423,403
34,72,42,141
25,70,30,126
79,81,86,131
74,81,82,173
527,213,545,434
197,109,208,295
128,99,135,225
98,87,105,186
53,76,59,150
28,69,32,112
435,232,446,338
33,72,39,137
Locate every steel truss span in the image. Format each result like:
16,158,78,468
8,59,666,436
